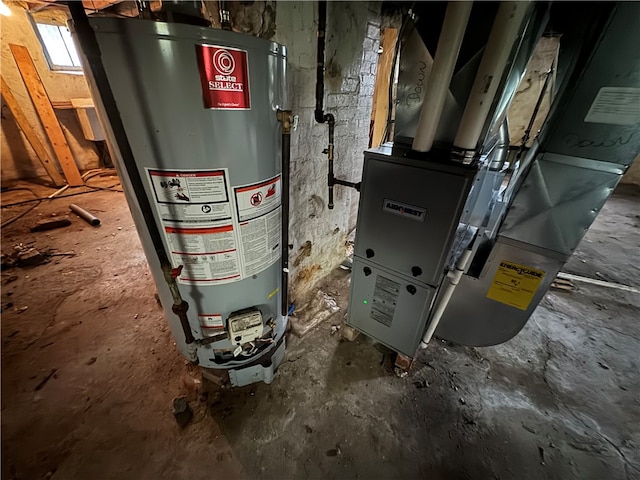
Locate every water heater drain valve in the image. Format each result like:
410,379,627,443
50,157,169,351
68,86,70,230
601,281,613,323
228,310,263,345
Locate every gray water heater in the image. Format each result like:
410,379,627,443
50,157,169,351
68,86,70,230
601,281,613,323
78,18,289,386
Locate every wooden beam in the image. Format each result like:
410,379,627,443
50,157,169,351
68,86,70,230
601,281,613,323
51,100,74,109
370,28,398,148
1,76,66,187
9,44,83,186
82,0,122,11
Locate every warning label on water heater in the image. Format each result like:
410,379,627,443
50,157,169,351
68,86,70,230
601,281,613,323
234,174,281,221
164,225,241,283
147,168,281,285
148,169,232,225
234,175,282,276
196,44,251,110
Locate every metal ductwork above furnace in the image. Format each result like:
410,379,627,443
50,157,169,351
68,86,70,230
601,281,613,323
346,0,640,362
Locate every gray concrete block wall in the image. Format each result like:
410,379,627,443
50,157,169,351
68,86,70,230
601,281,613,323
274,2,381,304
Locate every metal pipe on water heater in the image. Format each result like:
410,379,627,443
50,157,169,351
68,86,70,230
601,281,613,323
68,2,197,355
453,1,531,162
412,1,473,153
277,110,293,317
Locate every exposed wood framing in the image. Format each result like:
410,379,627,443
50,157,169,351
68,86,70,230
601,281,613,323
1,76,66,187
9,44,84,186
370,28,398,148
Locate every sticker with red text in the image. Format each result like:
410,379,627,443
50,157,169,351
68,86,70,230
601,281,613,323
196,44,250,110
164,225,241,284
234,174,281,222
147,169,231,225
198,314,224,336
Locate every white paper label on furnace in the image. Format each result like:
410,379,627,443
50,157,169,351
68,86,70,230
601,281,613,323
584,87,640,126
147,169,232,225
234,174,281,222
164,225,241,284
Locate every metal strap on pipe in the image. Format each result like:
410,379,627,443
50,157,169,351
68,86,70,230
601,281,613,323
413,1,473,153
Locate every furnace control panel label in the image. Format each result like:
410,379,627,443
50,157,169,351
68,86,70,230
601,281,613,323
370,275,400,327
486,261,545,311
196,44,251,110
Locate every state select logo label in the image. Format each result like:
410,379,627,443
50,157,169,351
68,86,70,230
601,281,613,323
383,199,426,222
196,44,250,110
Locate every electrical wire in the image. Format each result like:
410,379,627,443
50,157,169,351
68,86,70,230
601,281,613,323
1,169,122,226
1,188,42,228
1,202,41,228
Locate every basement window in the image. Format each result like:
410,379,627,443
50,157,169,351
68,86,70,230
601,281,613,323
31,18,82,72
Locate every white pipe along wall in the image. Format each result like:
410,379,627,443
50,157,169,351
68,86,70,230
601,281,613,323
454,1,531,152
412,1,473,153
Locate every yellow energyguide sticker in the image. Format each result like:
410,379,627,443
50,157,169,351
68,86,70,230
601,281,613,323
486,260,545,311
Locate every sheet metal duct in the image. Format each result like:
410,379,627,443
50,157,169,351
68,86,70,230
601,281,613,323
435,1,640,346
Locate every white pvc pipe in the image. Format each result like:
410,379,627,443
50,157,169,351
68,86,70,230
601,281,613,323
413,1,473,153
453,1,531,151
421,247,474,346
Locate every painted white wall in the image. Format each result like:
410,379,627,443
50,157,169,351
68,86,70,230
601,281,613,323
274,1,381,302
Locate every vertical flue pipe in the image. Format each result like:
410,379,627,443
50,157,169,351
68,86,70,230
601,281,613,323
277,110,293,317
453,1,531,159
412,1,473,153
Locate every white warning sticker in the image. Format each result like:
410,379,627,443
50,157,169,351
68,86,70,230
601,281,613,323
584,87,640,126
198,313,224,336
148,169,231,225
164,225,241,284
239,207,282,277
234,174,281,222
147,168,282,284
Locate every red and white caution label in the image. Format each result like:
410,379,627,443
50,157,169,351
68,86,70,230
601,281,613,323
198,313,224,336
165,225,241,284
196,44,250,110
234,174,281,222
147,168,281,284
148,169,231,225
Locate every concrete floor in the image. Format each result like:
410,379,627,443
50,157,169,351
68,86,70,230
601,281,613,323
1,177,639,480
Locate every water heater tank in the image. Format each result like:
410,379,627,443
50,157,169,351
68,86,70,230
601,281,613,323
80,18,289,386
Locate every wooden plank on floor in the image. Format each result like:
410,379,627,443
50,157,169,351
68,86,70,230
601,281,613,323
557,272,640,294
370,28,398,148
9,44,84,186
1,76,66,187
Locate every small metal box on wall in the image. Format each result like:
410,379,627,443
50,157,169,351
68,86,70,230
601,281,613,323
347,146,476,354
